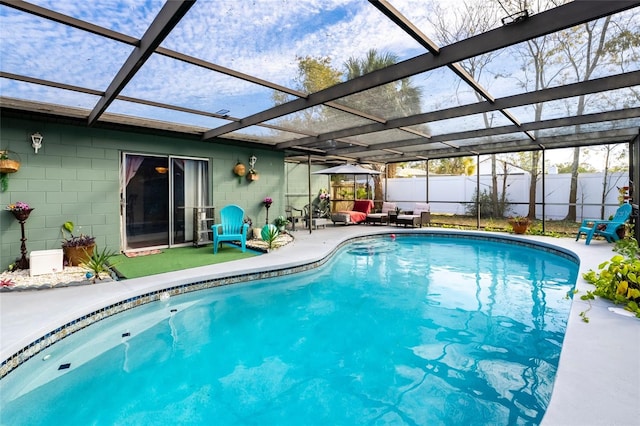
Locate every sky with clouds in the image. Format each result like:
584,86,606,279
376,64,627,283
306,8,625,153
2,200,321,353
0,0,638,166
0,1,498,122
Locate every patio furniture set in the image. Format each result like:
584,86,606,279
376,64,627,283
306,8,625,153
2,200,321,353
284,200,431,230
364,202,431,227
333,201,431,228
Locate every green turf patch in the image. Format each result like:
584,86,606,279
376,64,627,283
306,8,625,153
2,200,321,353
111,245,259,279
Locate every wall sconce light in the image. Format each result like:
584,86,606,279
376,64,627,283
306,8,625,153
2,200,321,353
30,132,43,154
246,155,259,181
155,166,169,174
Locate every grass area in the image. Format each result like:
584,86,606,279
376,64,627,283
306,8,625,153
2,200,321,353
430,214,581,236
111,245,259,279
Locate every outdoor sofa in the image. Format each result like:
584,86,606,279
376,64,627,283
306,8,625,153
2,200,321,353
395,203,431,227
331,200,374,225
365,201,397,225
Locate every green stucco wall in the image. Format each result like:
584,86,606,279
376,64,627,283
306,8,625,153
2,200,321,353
0,116,287,270
284,161,330,211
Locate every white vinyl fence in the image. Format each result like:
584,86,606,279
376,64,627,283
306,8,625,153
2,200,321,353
385,172,628,222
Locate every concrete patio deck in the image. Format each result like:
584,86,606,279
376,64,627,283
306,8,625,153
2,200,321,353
1,226,638,425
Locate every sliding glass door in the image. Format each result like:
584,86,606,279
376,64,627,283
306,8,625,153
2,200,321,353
171,157,210,245
122,153,209,251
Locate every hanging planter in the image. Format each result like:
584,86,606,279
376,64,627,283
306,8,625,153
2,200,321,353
233,162,246,177
233,161,246,183
0,150,20,174
0,159,20,174
0,150,21,192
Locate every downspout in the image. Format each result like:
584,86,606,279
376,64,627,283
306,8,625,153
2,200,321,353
476,153,481,229
308,155,312,234
425,159,429,203
541,148,546,233
384,164,388,201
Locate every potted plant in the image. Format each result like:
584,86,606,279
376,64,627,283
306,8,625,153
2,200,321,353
61,221,96,266
507,216,530,234
246,167,259,181
6,201,33,221
247,155,258,182
6,201,34,269
263,196,272,224
274,215,290,232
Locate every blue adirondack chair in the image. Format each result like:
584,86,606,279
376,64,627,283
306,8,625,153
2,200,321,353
212,204,249,254
575,203,632,245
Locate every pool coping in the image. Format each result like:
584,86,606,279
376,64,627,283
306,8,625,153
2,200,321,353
1,226,638,425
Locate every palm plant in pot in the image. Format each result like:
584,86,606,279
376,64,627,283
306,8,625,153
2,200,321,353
84,247,119,283
61,221,96,266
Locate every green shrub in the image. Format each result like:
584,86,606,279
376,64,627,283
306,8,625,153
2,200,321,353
464,189,510,219
581,236,640,320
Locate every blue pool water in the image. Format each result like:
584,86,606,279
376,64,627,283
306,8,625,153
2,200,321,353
0,235,578,425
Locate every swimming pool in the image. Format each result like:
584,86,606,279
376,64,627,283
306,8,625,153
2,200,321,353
0,234,578,425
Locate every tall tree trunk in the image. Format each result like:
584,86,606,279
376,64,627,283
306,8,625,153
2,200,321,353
372,164,386,206
386,163,397,178
600,146,612,219
561,17,611,221
565,147,580,221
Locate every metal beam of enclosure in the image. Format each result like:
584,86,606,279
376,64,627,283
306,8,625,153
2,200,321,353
207,1,634,142
87,0,195,125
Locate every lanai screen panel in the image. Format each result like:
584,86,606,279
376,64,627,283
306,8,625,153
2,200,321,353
161,0,428,92
106,100,227,130
423,114,519,137
266,106,378,136
0,79,100,110
27,0,164,38
347,129,424,146
0,5,132,108
113,54,286,123
225,126,312,145
504,87,640,126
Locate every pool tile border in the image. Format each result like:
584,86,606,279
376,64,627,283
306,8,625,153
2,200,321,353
0,241,348,379
0,232,578,379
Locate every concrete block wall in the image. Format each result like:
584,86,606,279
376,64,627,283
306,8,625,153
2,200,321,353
284,162,331,211
0,116,284,270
